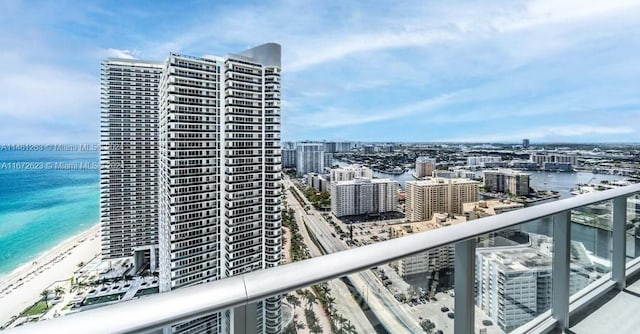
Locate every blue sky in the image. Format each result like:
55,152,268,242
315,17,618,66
0,0,639,143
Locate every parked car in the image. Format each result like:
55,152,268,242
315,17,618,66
440,307,449,312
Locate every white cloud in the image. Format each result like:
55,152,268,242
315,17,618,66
103,48,138,59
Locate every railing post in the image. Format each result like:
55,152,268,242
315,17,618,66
454,238,476,334
612,196,628,290
552,211,571,331
233,302,258,334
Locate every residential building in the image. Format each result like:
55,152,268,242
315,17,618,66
510,160,538,170
476,236,590,332
296,142,325,176
157,43,282,333
307,173,330,193
483,169,531,196
467,156,502,167
282,148,296,168
324,152,334,168
530,153,578,168
543,162,573,172
522,138,530,148
405,178,480,222
390,213,466,278
415,157,436,178
330,164,373,182
330,178,398,217
100,58,163,270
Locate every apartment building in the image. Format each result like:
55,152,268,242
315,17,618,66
100,59,163,269
483,169,531,196
329,164,374,182
157,43,281,333
330,178,398,217
295,142,325,176
476,236,589,332
415,157,436,178
467,156,502,167
405,178,480,222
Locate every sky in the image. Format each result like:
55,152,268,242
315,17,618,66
0,0,639,144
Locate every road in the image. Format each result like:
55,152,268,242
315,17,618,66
284,182,376,334
284,177,423,333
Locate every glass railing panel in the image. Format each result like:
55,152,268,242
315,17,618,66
569,200,612,300
626,193,640,263
476,218,554,334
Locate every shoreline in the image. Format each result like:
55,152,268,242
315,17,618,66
0,223,101,325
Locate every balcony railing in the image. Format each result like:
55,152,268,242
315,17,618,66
5,184,640,334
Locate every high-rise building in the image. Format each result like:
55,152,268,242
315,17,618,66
100,58,163,270
295,142,325,176
330,164,373,182
415,157,436,178
529,153,578,167
405,178,480,222
157,43,282,333
282,148,296,168
483,169,531,196
330,178,398,217
522,138,530,148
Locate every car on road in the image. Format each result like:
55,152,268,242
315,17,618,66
440,306,449,312
482,320,493,326
447,312,455,319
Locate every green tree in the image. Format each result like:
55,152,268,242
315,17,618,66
40,290,50,309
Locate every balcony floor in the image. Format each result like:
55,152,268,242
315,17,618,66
568,273,640,334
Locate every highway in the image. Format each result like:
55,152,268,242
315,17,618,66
283,176,423,333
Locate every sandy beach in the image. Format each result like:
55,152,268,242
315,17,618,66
0,223,101,325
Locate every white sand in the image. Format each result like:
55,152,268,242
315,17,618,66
0,224,101,325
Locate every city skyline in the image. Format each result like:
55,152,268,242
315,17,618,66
1,0,640,144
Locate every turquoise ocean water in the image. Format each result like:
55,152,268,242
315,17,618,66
0,150,99,277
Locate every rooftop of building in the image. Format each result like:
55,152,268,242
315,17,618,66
333,177,397,185
390,213,467,236
462,199,524,216
483,168,530,176
406,177,480,186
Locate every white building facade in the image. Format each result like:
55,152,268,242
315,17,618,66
157,43,282,334
295,142,325,176
100,59,163,268
330,164,374,182
330,178,398,217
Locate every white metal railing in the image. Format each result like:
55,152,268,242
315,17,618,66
5,184,640,334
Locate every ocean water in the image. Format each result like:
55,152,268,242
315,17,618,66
0,150,99,276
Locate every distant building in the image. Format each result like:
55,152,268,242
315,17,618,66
323,141,354,153
324,152,334,168
433,169,476,179
307,173,330,193
405,178,480,222
510,160,538,170
483,161,508,168
415,157,436,178
330,164,374,182
363,145,375,154
296,142,325,176
476,236,590,332
330,178,398,217
467,156,502,167
483,169,531,196
522,138,530,148
282,148,296,168
530,153,578,169
543,162,573,172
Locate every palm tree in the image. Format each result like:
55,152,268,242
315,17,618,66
304,291,317,310
343,323,357,334
54,286,65,298
40,290,50,309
